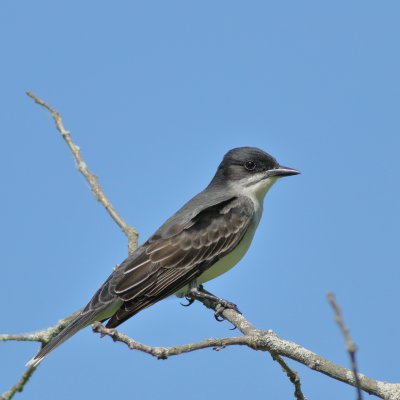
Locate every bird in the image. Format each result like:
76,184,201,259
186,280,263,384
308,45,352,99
26,146,299,367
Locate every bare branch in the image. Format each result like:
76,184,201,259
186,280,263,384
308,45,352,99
1,311,81,400
0,311,81,346
92,322,249,359
0,365,37,400
270,353,307,400
327,292,363,400
25,91,138,255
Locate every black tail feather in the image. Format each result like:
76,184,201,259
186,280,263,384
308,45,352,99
26,311,97,367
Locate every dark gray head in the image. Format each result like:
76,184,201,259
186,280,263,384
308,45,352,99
209,147,299,187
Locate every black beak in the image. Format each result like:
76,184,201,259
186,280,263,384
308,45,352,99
269,165,300,177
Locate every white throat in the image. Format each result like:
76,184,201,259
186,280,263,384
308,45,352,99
231,175,278,217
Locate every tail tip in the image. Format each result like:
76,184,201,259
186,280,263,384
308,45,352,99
26,356,43,368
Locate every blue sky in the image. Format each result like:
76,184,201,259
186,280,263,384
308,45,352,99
1,1,399,399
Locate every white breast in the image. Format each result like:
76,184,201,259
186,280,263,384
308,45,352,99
175,175,278,297
196,216,259,284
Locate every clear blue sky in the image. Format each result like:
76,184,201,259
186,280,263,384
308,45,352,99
2,1,399,399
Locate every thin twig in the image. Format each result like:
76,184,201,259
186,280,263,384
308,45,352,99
0,311,81,345
25,91,138,255
0,311,80,400
92,322,249,359
270,353,307,400
0,365,37,400
327,292,363,400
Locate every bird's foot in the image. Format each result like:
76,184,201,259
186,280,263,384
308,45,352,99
213,300,240,321
186,285,241,322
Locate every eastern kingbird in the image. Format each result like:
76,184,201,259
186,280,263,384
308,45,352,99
27,147,299,367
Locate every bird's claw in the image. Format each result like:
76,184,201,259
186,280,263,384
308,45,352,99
213,300,241,322
180,297,195,307
214,310,224,322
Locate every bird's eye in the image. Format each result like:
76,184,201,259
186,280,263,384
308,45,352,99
244,160,256,171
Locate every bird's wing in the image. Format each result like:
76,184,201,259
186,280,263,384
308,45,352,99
26,197,251,367
101,196,254,328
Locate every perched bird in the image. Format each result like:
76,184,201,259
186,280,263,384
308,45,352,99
27,146,299,367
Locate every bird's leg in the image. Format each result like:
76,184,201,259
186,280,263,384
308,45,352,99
186,283,241,321
179,280,197,307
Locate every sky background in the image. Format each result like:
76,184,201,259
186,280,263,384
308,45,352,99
1,1,399,399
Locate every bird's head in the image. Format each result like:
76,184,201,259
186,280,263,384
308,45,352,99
210,147,300,199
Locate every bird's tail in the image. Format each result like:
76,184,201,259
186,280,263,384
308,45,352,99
26,311,97,367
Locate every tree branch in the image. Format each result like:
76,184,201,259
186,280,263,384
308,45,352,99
0,311,80,400
0,311,81,346
270,353,307,400
92,322,249,359
0,365,37,400
25,91,138,255
328,292,363,400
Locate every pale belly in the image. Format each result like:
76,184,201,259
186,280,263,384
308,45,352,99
197,221,258,284
175,217,259,297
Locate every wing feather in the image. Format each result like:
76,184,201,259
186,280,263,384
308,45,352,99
99,196,254,328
